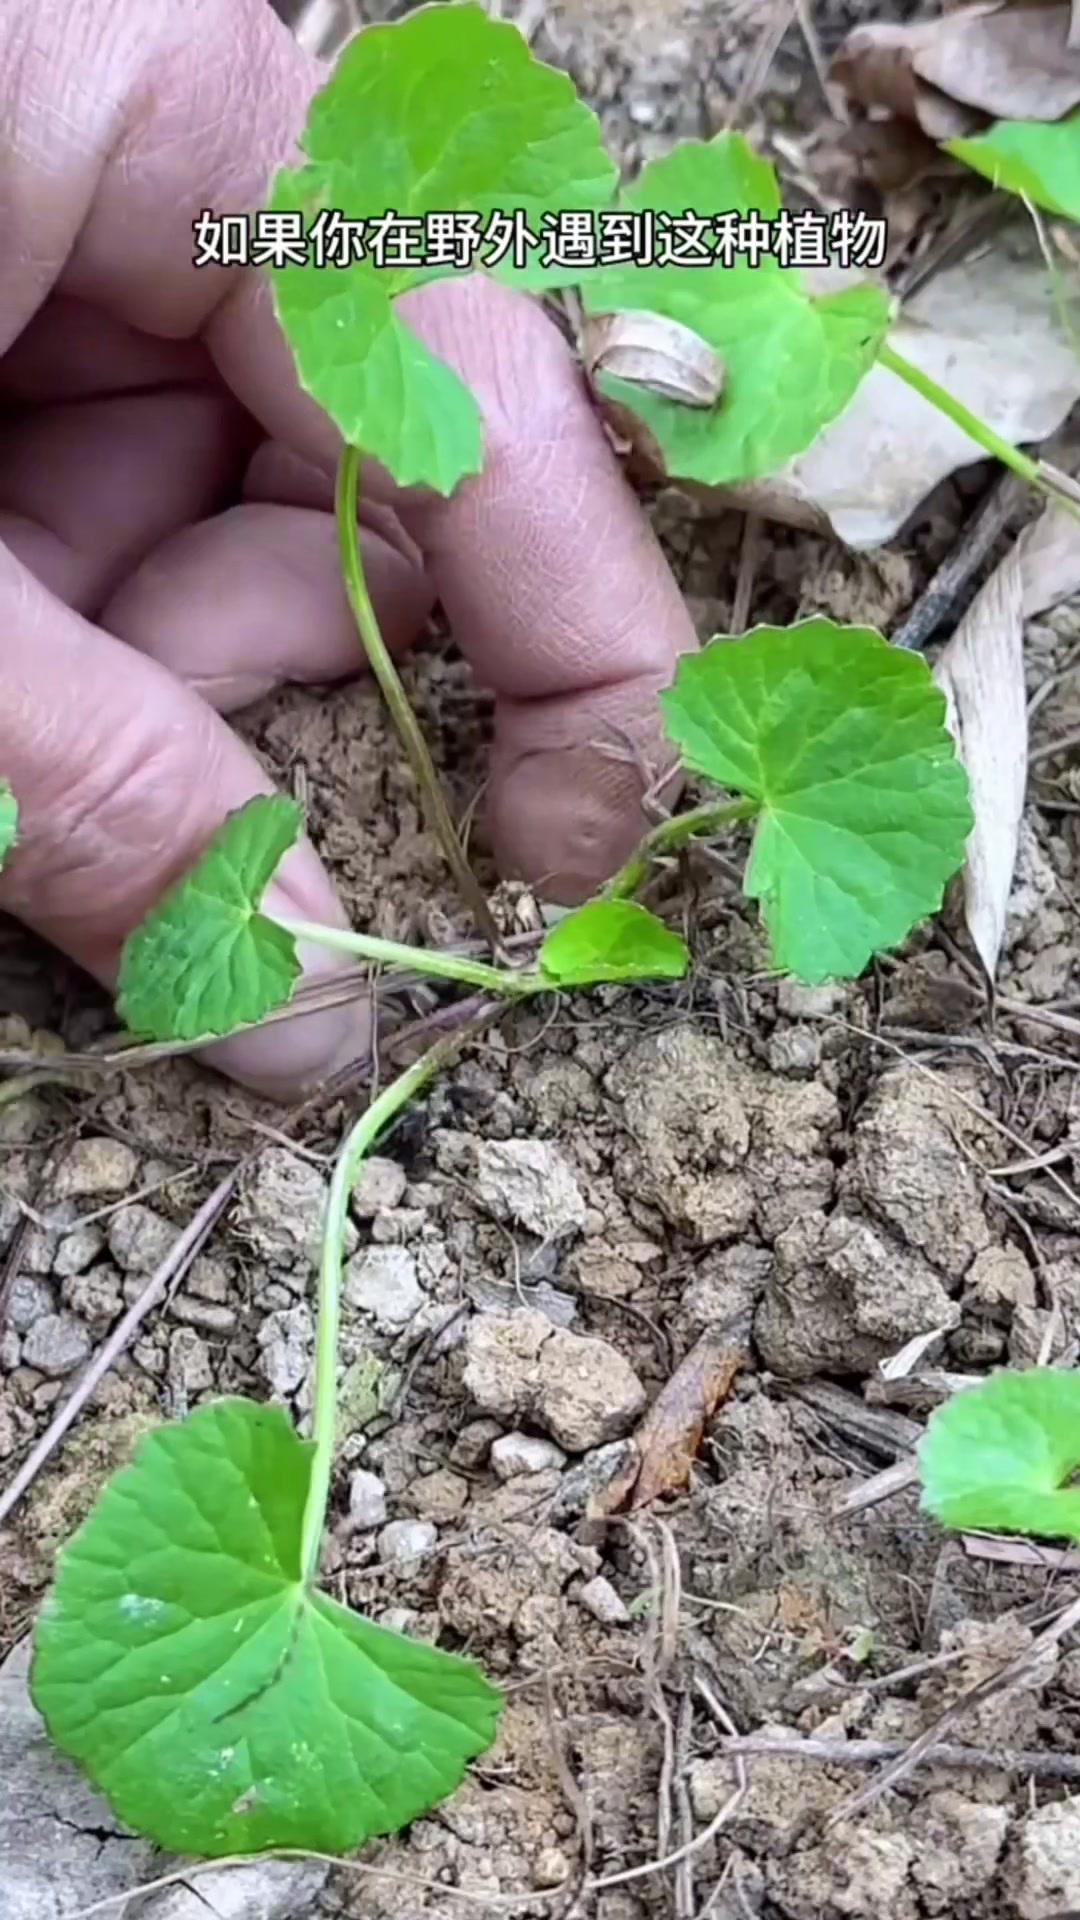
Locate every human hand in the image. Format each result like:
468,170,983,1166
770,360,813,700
0,0,696,1098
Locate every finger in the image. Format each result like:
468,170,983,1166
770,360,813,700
0,384,254,615
0,546,369,1099
101,500,435,711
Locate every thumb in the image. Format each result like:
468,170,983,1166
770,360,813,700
0,547,369,1098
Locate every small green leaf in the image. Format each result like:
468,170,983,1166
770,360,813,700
0,783,16,869
946,113,1080,222
269,1,616,491
919,1369,1080,1541
539,899,689,984
31,1398,502,1856
116,796,303,1042
660,620,973,983
576,135,891,485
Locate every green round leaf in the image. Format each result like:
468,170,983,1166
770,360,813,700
539,898,689,985
269,1,617,491
946,114,1080,222
659,619,973,983
0,782,16,870
116,795,303,1042
919,1369,1080,1541
577,135,891,486
31,1399,502,1856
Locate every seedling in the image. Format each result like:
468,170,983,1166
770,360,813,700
20,0,987,1868
920,1368,1080,1543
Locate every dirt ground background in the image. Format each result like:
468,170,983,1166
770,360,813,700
6,1,1080,1917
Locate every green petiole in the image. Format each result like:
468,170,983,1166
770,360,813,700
276,916,543,997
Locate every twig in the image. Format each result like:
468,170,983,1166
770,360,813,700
833,1455,918,1516
0,1171,238,1527
890,468,1025,651
731,513,762,631
716,1729,1080,1783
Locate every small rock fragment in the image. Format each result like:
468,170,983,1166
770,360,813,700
451,1417,504,1469
1010,1797,1080,1918
576,1575,629,1625
966,1245,1036,1315
463,1309,645,1452
167,1327,213,1397
344,1246,423,1328
777,980,845,1017
470,1138,587,1239
107,1205,177,1275
60,1267,123,1329
490,1432,567,1479
407,1468,469,1523
767,1025,820,1075
346,1468,387,1532
550,1439,639,1520
350,1156,407,1220
6,1275,54,1335
52,1221,106,1278
845,1067,991,1274
22,1313,91,1378
53,1138,137,1199
238,1148,356,1270
378,1519,437,1564
256,1304,314,1398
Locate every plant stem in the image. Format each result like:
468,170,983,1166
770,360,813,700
277,916,541,997
604,795,760,899
300,1031,479,1581
334,446,502,948
878,344,1080,523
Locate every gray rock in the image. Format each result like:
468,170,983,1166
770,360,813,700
344,1246,423,1329
60,1266,123,1329
550,1440,638,1521
350,1155,407,1220
107,1205,177,1275
237,1148,356,1272
53,1138,137,1200
22,1313,91,1378
378,1519,437,1565
463,1309,645,1452
576,1575,630,1625
167,1327,214,1397
0,1643,327,1920
490,1432,567,1479
256,1305,314,1399
6,1275,54,1335
52,1221,106,1278
346,1468,387,1531
471,1138,587,1239
1009,1798,1080,1918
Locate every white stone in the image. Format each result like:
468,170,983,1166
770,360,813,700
378,1519,437,1565
346,1469,387,1532
344,1246,423,1328
490,1432,567,1480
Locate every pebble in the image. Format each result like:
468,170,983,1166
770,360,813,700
490,1432,567,1480
256,1304,314,1398
378,1519,437,1565
408,1468,469,1524
344,1246,423,1329
52,1219,106,1278
239,1148,357,1269
60,1267,123,1328
6,1275,54,1334
107,1205,177,1274
22,1312,92,1377
346,1469,388,1532
470,1137,587,1240
167,1327,214,1396
576,1575,630,1626
463,1309,645,1452
350,1156,407,1220
53,1138,138,1199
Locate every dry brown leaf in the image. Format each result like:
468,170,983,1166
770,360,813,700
581,310,725,408
628,1326,749,1510
832,3,1080,133
934,505,1080,980
705,236,1080,549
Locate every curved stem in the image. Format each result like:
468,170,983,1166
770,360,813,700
604,795,760,899
878,344,1080,523
300,1030,481,1581
276,916,540,997
334,446,502,947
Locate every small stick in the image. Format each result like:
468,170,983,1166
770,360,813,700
833,1455,918,1516
890,469,1024,652
715,1730,1080,1784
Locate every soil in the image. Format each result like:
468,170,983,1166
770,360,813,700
5,2,1080,1919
